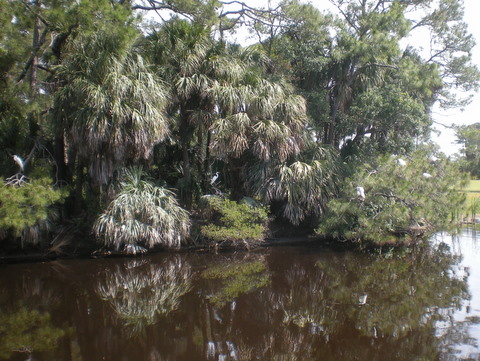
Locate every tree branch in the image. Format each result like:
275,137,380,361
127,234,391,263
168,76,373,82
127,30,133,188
372,192,417,208
17,27,49,83
20,0,51,27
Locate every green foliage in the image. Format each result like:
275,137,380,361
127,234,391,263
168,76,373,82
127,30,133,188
250,146,340,225
0,0,477,247
0,307,65,359
94,167,190,251
53,30,169,185
200,197,268,243
0,178,66,244
317,150,467,244
346,83,431,153
202,259,270,307
455,123,480,178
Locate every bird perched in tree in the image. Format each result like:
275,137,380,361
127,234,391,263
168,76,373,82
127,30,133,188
210,171,220,185
396,158,407,166
12,155,24,172
358,293,368,305
356,186,365,201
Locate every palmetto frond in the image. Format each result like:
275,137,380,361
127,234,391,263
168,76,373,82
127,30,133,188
175,73,211,101
249,147,339,225
54,32,169,185
210,113,252,159
252,120,293,162
94,167,190,250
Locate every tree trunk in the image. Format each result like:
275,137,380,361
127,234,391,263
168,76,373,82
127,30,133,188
54,132,72,185
204,129,212,187
74,159,84,216
30,0,41,95
180,138,192,209
229,157,246,201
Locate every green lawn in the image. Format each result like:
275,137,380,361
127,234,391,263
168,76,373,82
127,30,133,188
461,180,480,221
465,180,480,192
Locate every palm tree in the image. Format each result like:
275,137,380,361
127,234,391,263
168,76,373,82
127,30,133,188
145,19,274,206
248,146,339,225
52,30,169,187
146,19,333,224
143,20,215,207
93,167,190,251
209,74,310,201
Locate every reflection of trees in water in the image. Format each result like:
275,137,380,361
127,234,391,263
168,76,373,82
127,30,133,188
437,316,480,361
201,254,270,307
0,238,477,361
195,254,271,361
96,256,191,335
0,262,77,360
309,243,468,338
0,306,65,360
196,243,471,361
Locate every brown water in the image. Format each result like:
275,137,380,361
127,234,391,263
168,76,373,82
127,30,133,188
0,230,479,361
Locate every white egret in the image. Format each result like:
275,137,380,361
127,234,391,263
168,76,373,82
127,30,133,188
422,172,432,178
356,186,365,200
12,154,24,172
210,171,220,184
396,158,406,166
358,293,368,305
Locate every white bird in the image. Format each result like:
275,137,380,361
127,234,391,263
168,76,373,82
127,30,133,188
422,172,433,178
356,186,365,200
210,171,220,184
12,154,24,172
358,293,368,305
396,158,407,167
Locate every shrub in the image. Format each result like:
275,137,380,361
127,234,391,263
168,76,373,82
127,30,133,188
200,196,269,246
0,177,66,247
94,167,190,252
316,151,466,245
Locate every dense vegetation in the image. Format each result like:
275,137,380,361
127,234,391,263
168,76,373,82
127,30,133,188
456,123,480,178
0,0,478,253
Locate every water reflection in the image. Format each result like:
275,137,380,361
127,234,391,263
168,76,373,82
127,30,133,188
0,307,65,359
197,245,470,361
201,255,270,307
0,233,479,360
96,256,191,335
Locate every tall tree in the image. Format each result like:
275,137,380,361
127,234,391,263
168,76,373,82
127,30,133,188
455,123,480,178
52,30,169,212
144,19,221,207
256,0,478,156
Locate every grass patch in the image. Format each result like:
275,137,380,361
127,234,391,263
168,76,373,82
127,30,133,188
458,180,480,222
464,180,480,192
